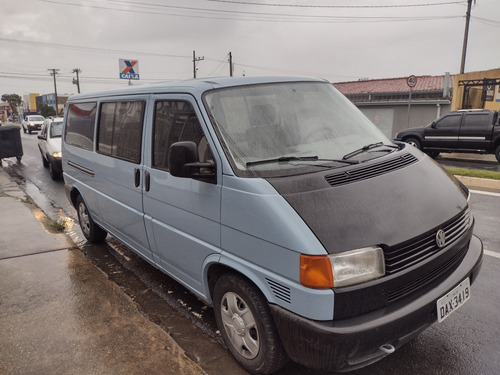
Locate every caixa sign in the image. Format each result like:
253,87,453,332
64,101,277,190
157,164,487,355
119,59,140,80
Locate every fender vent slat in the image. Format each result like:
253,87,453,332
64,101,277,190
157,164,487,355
266,278,291,304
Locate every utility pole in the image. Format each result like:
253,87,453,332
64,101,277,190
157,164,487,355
228,52,233,77
72,68,81,93
460,0,474,74
48,68,60,114
193,50,204,78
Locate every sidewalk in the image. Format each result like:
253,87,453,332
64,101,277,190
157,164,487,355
0,166,206,375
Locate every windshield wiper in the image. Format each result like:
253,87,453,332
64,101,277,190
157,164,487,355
246,155,358,167
342,142,398,160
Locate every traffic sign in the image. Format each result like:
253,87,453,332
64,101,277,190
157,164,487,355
119,59,140,80
406,75,417,88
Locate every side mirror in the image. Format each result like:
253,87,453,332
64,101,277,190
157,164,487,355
430,121,436,129
169,141,216,184
37,134,46,140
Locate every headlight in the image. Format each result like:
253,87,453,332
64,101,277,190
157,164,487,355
300,246,385,289
52,151,62,158
328,246,385,287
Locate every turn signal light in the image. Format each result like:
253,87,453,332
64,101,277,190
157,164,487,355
300,254,333,289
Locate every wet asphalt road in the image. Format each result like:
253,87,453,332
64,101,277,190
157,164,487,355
2,130,500,375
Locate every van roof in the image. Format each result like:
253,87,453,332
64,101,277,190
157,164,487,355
67,76,328,101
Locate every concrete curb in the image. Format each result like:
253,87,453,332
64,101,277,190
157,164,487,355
454,175,500,192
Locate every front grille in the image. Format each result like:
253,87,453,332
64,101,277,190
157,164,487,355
384,207,472,275
333,208,473,319
388,243,469,303
325,153,417,187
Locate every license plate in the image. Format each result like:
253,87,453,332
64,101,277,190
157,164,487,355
437,278,471,323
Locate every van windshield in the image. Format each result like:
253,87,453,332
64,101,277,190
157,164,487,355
203,81,393,177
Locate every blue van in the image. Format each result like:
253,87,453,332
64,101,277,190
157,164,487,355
62,76,482,374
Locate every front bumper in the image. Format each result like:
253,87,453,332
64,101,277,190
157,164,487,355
270,235,483,372
28,124,42,131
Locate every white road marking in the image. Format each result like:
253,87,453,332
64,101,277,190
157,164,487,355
470,189,500,197
484,250,500,259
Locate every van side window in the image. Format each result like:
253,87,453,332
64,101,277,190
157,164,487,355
153,100,212,171
97,101,145,164
65,102,97,150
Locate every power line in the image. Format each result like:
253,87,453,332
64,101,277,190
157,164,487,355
38,0,465,24
0,37,191,59
205,0,467,9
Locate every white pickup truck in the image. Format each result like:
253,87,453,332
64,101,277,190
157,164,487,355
22,115,45,134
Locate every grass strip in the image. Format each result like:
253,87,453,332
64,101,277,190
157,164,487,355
444,167,500,180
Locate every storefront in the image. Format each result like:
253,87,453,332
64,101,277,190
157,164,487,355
451,68,500,111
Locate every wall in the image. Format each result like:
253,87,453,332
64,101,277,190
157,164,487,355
357,102,451,138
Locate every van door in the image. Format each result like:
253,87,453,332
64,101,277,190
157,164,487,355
93,98,153,262
143,96,221,295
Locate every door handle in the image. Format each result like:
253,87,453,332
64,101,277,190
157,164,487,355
145,171,150,192
134,168,140,187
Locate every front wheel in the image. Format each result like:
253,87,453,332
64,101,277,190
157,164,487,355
405,137,422,150
49,163,60,180
41,153,49,168
76,195,107,243
495,144,500,163
213,274,288,374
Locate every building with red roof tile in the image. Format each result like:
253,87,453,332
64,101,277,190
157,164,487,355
333,74,454,138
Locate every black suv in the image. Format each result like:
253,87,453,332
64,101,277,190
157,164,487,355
394,109,500,162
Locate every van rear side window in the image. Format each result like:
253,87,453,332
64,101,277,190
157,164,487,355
97,101,145,164
65,102,97,150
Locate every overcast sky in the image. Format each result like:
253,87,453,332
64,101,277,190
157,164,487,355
1,0,499,99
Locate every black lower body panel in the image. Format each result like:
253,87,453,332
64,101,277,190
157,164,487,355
270,235,483,372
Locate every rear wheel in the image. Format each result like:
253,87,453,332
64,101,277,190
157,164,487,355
76,195,107,243
213,273,288,374
426,151,440,158
405,137,421,150
495,144,500,162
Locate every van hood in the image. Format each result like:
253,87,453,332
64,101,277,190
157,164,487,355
266,150,468,254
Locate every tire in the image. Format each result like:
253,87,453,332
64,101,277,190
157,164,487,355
42,154,49,168
405,137,422,150
76,195,107,243
23,126,27,134
49,162,60,180
213,273,288,374
426,151,440,158
495,144,500,163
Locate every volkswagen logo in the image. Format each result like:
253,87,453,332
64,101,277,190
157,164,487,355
435,229,446,248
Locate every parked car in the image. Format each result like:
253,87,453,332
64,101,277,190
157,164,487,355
22,115,45,134
62,77,482,374
38,117,63,180
394,109,500,161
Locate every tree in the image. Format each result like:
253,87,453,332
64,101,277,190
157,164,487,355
39,104,56,118
1,94,22,117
